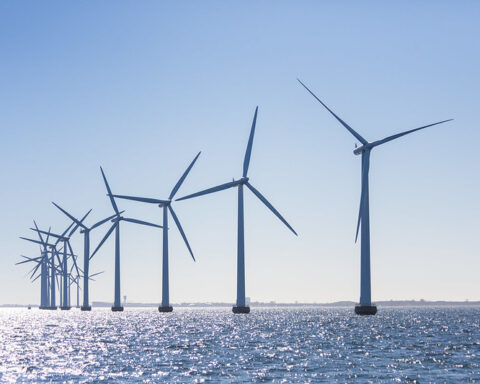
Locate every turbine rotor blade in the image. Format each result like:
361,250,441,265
90,211,124,230
176,179,241,201
100,166,120,214
20,237,55,248
369,119,453,148
67,241,80,278
90,222,117,260
168,206,195,261
122,217,163,229
111,194,169,205
169,152,201,200
70,209,92,237
243,107,258,177
245,182,297,236
52,202,87,230
297,79,367,145
33,220,44,244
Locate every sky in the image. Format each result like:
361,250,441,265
0,1,479,305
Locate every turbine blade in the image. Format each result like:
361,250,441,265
100,167,119,214
90,222,117,260
169,152,202,199
30,228,65,240
90,211,124,230
45,227,51,246
168,206,195,261
122,217,163,229
31,272,41,283
20,237,55,248
52,202,87,230
243,107,258,177
90,271,105,278
297,79,368,145
30,261,42,280
15,256,41,265
69,209,92,237
55,222,75,246
245,182,297,236
33,220,44,244
176,180,241,201
67,241,80,278
111,194,169,205
369,119,453,148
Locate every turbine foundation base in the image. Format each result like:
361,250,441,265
81,306,92,311
42,306,57,310
60,306,71,310
112,306,124,312
355,305,377,316
232,306,250,314
158,306,173,313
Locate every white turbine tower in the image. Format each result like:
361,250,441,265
298,79,453,315
177,107,297,314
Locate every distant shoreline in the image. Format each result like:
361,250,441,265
2,300,480,308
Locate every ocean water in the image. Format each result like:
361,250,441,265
0,307,479,383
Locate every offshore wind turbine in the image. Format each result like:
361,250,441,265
31,217,86,310
111,152,200,312
177,107,297,314
89,166,163,312
20,225,57,309
298,79,453,315
52,203,121,311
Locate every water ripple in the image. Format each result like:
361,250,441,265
0,307,479,382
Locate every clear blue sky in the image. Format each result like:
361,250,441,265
1,1,479,305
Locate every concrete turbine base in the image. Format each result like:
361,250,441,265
158,306,173,313
111,306,124,312
232,306,250,314
60,306,71,310
81,306,92,311
355,305,377,315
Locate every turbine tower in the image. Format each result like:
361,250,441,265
89,166,163,312
177,107,297,314
111,152,200,312
298,79,452,315
52,203,121,311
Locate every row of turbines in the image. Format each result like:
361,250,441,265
16,80,452,315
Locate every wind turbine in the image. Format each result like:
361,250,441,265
298,79,453,315
16,254,47,309
89,167,163,312
20,224,57,309
52,203,121,311
110,152,200,312
30,216,86,310
177,107,297,314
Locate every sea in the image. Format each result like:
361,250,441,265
0,307,479,382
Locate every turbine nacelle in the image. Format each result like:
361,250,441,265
353,144,368,155
158,200,172,208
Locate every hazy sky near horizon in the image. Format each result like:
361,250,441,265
1,1,479,305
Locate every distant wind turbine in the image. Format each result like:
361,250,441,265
52,203,121,311
31,225,83,310
177,107,297,314
90,166,163,312
111,152,201,312
298,79,453,315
